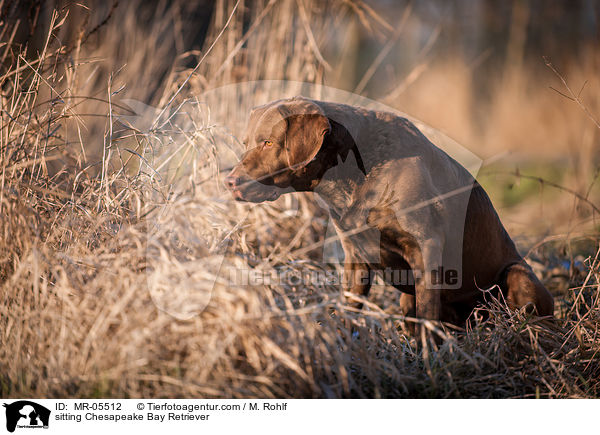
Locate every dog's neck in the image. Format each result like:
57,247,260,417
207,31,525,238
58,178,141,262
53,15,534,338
310,120,368,219
313,174,361,220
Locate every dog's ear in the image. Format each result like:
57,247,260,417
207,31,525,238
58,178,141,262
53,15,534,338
248,104,269,125
285,113,331,168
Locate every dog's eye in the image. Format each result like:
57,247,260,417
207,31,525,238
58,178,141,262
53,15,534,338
262,140,274,148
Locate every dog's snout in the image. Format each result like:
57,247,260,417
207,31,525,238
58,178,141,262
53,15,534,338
225,174,241,190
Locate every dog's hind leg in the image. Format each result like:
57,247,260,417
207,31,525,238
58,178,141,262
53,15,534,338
501,262,554,316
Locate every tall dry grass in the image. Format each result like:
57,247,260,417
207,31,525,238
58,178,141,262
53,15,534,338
1,0,599,398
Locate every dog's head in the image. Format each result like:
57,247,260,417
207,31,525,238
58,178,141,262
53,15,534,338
225,97,331,202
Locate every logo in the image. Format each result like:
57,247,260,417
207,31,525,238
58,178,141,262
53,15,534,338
2,401,50,432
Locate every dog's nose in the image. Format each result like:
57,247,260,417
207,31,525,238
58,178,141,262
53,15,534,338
224,174,241,190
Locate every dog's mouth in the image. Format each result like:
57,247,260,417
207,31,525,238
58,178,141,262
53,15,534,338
229,182,281,203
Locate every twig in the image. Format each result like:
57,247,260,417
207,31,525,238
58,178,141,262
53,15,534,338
544,56,600,130
487,169,600,215
209,0,279,83
296,0,332,72
151,0,243,131
354,4,412,95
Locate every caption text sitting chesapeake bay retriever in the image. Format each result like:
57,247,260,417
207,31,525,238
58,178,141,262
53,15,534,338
225,96,554,326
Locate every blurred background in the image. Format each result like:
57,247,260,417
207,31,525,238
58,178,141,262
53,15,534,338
3,0,599,239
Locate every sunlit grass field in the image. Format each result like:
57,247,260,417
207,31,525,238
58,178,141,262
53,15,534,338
1,0,599,398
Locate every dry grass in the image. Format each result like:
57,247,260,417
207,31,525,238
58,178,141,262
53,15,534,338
1,1,599,398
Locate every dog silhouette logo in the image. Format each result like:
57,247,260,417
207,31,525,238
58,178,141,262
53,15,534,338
3,401,50,432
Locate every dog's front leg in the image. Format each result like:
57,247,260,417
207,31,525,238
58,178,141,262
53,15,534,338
342,260,372,310
339,258,372,333
332,220,374,310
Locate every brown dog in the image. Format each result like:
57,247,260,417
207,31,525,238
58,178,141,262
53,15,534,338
225,96,554,325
